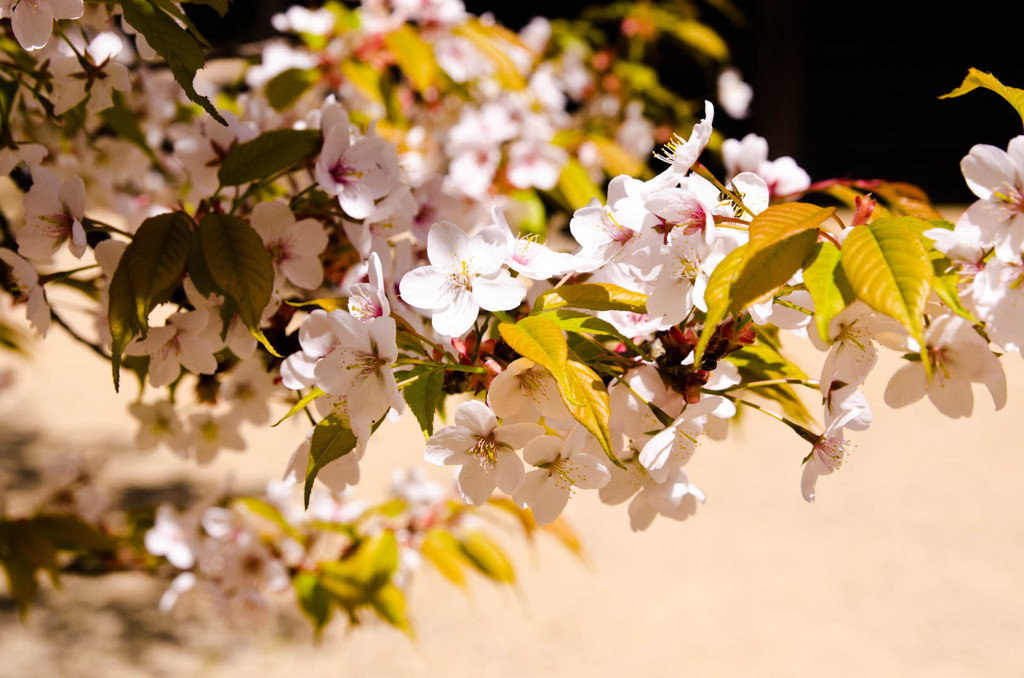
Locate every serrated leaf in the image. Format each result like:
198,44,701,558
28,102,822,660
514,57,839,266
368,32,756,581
384,24,438,93
840,218,934,355
498,316,619,466
940,67,1024,129
693,244,748,366
265,68,319,112
457,531,515,584
273,387,325,427
803,241,852,342
108,212,193,391
668,20,729,61
420,529,467,587
304,414,360,507
534,283,647,314
120,0,225,124
294,572,333,636
217,129,322,186
731,230,819,311
195,213,278,355
401,365,444,438
556,158,604,210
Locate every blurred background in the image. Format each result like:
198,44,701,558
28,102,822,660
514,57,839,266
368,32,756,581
190,0,1024,202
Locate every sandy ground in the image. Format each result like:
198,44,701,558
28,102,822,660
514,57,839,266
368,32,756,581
2,311,1024,677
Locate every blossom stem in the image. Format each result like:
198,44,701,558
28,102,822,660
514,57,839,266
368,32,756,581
717,392,820,444
50,309,110,361
713,378,819,393
394,358,486,374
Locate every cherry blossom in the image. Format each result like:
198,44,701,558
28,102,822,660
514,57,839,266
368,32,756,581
424,400,542,504
516,428,610,525
18,166,86,260
0,0,82,51
250,200,329,291
0,247,49,336
398,221,526,337
958,136,1024,262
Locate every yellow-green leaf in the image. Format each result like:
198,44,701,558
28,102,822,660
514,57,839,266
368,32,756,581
499,316,619,466
556,158,604,210
746,203,835,248
272,387,325,427
693,244,748,366
940,67,1024,129
457,531,515,584
265,67,319,112
304,414,360,507
420,529,467,587
803,241,852,342
452,19,526,90
293,572,333,636
339,60,384,105
534,283,647,314
586,135,646,178
384,24,438,93
667,20,729,61
840,218,934,359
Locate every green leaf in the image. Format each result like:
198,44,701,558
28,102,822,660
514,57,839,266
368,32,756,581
339,61,384,105
195,213,278,355
730,203,834,311
120,0,226,124
384,24,438,93
32,516,113,552
542,309,643,353
693,244,747,366
401,364,444,439
294,572,333,636
803,241,853,343
371,583,411,632
840,217,934,360
420,529,466,587
273,387,325,427
99,91,157,161
928,252,978,323
727,337,813,426
265,68,319,112
457,531,515,583
217,129,322,186
667,20,729,61
940,68,1024,130
534,283,647,314
304,414,360,507
0,76,20,144
499,316,619,467
556,158,604,210
108,212,193,391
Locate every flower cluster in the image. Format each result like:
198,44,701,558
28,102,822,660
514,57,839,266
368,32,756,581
0,0,1018,637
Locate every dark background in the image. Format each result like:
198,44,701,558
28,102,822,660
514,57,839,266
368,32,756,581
194,1,1024,203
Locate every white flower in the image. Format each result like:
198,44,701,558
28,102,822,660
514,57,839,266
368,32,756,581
128,400,185,451
486,357,569,424
0,0,83,51
128,309,220,388
250,200,328,291
145,504,197,569
185,410,246,465
972,259,1024,352
638,395,732,483
347,252,391,321
0,247,49,336
47,34,132,115
515,428,610,525
315,111,399,220
312,312,403,438
650,100,714,186
481,206,573,281
722,133,810,198
425,400,542,504
884,314,1006,419
600,460,705,531
505,140,568,191
958,136,1024,263
18,166,86,260
717,68,752,119
399,221,526,337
